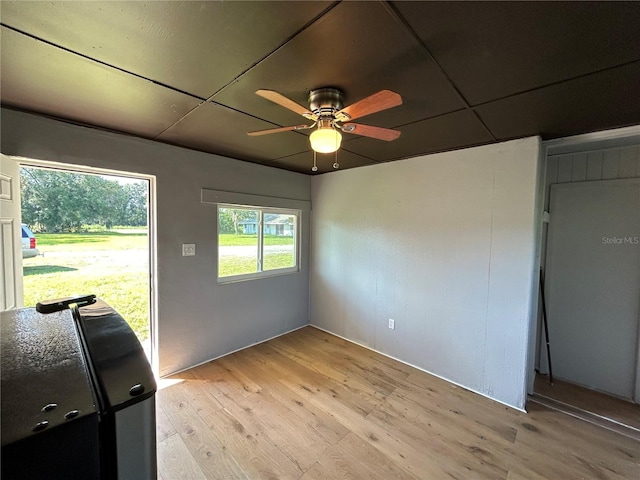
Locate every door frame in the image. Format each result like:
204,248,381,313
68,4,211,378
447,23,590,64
0,154,25,310
9,156,159,376
527,124,640,399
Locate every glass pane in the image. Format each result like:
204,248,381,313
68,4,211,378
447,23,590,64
218,208,259,277
263,212,296,271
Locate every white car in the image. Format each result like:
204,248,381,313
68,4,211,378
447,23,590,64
22,224,40,258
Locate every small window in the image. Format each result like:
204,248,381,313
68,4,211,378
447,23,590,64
218,204,299,282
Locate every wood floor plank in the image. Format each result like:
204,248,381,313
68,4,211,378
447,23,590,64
534,373,640,430
276,360,380,420
278,375,463,478
329,432,420,480
157,432,208,480
231,347,351,445
285,330,406,395
505,465,549,480
215,355,263,397
245,391,331,472
249,342,334,390
301,327,415,378
386,385,518,450
203,384,329,474
255,342,381,418
513,402,640,479
297,461,350,480
156,326,640,480
159,382,250,479
365,400,510,479
155,399,177,443
172,375,225,415
203,407,302,480
191,360,255,398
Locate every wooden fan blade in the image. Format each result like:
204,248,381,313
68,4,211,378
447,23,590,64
247,124,313,136
337,90,402,121
342,123,401,141
256,90,314,118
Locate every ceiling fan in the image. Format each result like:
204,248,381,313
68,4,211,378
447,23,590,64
248,88,402,171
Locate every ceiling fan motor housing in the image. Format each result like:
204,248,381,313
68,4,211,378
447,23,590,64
309,88,347,121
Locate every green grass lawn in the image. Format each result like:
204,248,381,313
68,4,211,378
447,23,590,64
36,231,147,250
218,234,295,277
218,253,295,277
219,234,294,246
23,231,150,341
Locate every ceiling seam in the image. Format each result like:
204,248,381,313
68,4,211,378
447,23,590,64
469,111,498,142
0,104,166,143
0,22,211,142
469,58,640,108
199,1,341,103
380,2,497,141
1,11,341,144
381,2,471,107
151,98,316,141
151,100,210,140
392,107,467,130
0,23,206,102
152,1,341,140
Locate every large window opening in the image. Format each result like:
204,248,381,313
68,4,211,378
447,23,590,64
218,204,299,282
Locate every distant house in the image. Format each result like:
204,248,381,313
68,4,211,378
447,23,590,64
239,214,294,236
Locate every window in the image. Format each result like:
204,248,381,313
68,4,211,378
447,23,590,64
218,204,299,282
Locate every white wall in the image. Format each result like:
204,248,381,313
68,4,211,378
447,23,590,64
543,179,640,400
1,108,311,377
310,137,542,409
545,144,640,210
536,142,640,374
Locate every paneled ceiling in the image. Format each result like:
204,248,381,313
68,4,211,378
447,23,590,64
1,1,639,174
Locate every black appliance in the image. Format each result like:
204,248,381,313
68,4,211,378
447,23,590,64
1,296,157,480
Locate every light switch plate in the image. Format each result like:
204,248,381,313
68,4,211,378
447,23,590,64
182,243,196,256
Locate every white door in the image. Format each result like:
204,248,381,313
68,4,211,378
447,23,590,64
0,154,24,310
545,179,640,400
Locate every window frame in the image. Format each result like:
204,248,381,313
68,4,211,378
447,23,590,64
217,203,300,283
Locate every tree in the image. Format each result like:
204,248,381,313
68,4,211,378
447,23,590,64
21,168,85,232
122,182,148,226
218,208,256,235
20,167,147,232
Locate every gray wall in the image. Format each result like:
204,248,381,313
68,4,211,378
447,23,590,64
310,137,542,410
1,108,311,377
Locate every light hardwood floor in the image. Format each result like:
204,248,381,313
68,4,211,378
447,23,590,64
534,372,640,432
156,327,639,479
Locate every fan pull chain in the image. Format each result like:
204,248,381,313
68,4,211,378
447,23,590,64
333,150,339,169
312,151,318,172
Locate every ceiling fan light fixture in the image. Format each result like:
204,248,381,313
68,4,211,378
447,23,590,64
309,127,342,154
250,88,403,166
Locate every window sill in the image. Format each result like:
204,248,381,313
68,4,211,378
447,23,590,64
217,267,300,284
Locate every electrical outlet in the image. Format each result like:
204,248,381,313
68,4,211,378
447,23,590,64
182,243,196,256
388,318,395,330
